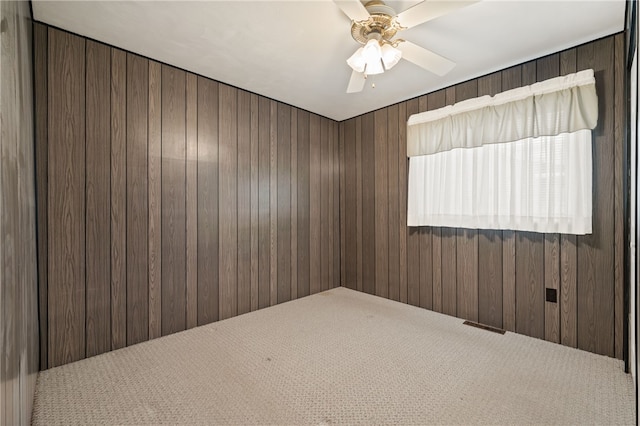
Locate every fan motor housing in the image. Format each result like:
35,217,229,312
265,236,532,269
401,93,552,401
350,1,401,45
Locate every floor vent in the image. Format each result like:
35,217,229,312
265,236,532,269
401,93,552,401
463,321,506,335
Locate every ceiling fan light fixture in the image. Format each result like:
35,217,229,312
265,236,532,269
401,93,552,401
361,38,382,63
346,47,366,73
381,43,402,70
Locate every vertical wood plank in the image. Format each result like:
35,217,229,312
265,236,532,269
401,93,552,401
126,53,149,346
148,61,162,339
537,53,561,343
297,111,311,297
398,102,408,304
514,61,545,340
558,20,577,351
309,114,322,294
577,38,615,357
258,97,271,308
333,122,341,289
250,94,260,310
340,121,347,288
237,90,252,315
406,99,420,307
48,29,86,367
110,47,127,351
388,104,400,301
269,100,278,303
374,108,389,298
578,37,615,357
516,232,545,339
185,73,198,328
277,104,291,303
355,116,363,293
219,84,238,320
85,40,111,357
161,65,186,335
613,33,625,359
290,108,298,299
197,77,219,325
501,65,521,332
455,80,479,322
361,112,376,295
34,23,48,369
344,119,357,290
477,72,503,329
420,228,433,310
321,119,330,291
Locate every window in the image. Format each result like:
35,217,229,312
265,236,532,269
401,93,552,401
406,69,597,235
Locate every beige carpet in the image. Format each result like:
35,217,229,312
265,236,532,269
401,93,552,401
32,287,635,425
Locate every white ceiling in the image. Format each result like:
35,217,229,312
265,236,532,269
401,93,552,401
33,0,625,121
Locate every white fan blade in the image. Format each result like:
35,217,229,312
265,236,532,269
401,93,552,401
397,1,480,29
347,70,366,93
399,41,455,76
334,0,370,22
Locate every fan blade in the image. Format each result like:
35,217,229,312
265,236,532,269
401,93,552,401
334,0,370,22
347,70,366,93
399,41,455,76
397,1,479,29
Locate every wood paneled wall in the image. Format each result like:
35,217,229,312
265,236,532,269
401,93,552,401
1,1,39,424
339,34,626,359
35,25,340,369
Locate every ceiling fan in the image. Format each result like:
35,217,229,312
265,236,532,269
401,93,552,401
334,0,479,93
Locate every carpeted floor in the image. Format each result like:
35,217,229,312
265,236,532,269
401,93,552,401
32,287,635,425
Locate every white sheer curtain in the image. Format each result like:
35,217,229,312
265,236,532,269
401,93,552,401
406,69,597,234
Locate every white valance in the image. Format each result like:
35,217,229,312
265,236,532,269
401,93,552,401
407,69,598,157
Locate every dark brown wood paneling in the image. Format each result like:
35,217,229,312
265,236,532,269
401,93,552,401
219,84,238,320
297,110,311,298
126,53,149,346
333,122,341,289
455,80,479,322
148,60,162,339
405,99,420,307
110,47,127,351
374,108,389,298
85,40,111,357
425,91,446,313
613,33,625,359
309,114,322,294
344,119,357,290
269,101,278,304
161,65,187,336
197,77,219,325
258,96,271,307
361,112,376,295
338,34,622,359
250,94,260,310
278,104,291,303
355,116,364,293
38,26,344,368
321,119,329,292
291,108,299,299
3,2,39,420
34,23,49,370
477,72,503,329
48,28,86,367
388,104,400,301
500,65,521,333
537,54,561,343
186,73,198,328
577,37,615,357
237,90,252,315
398,102,408,304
